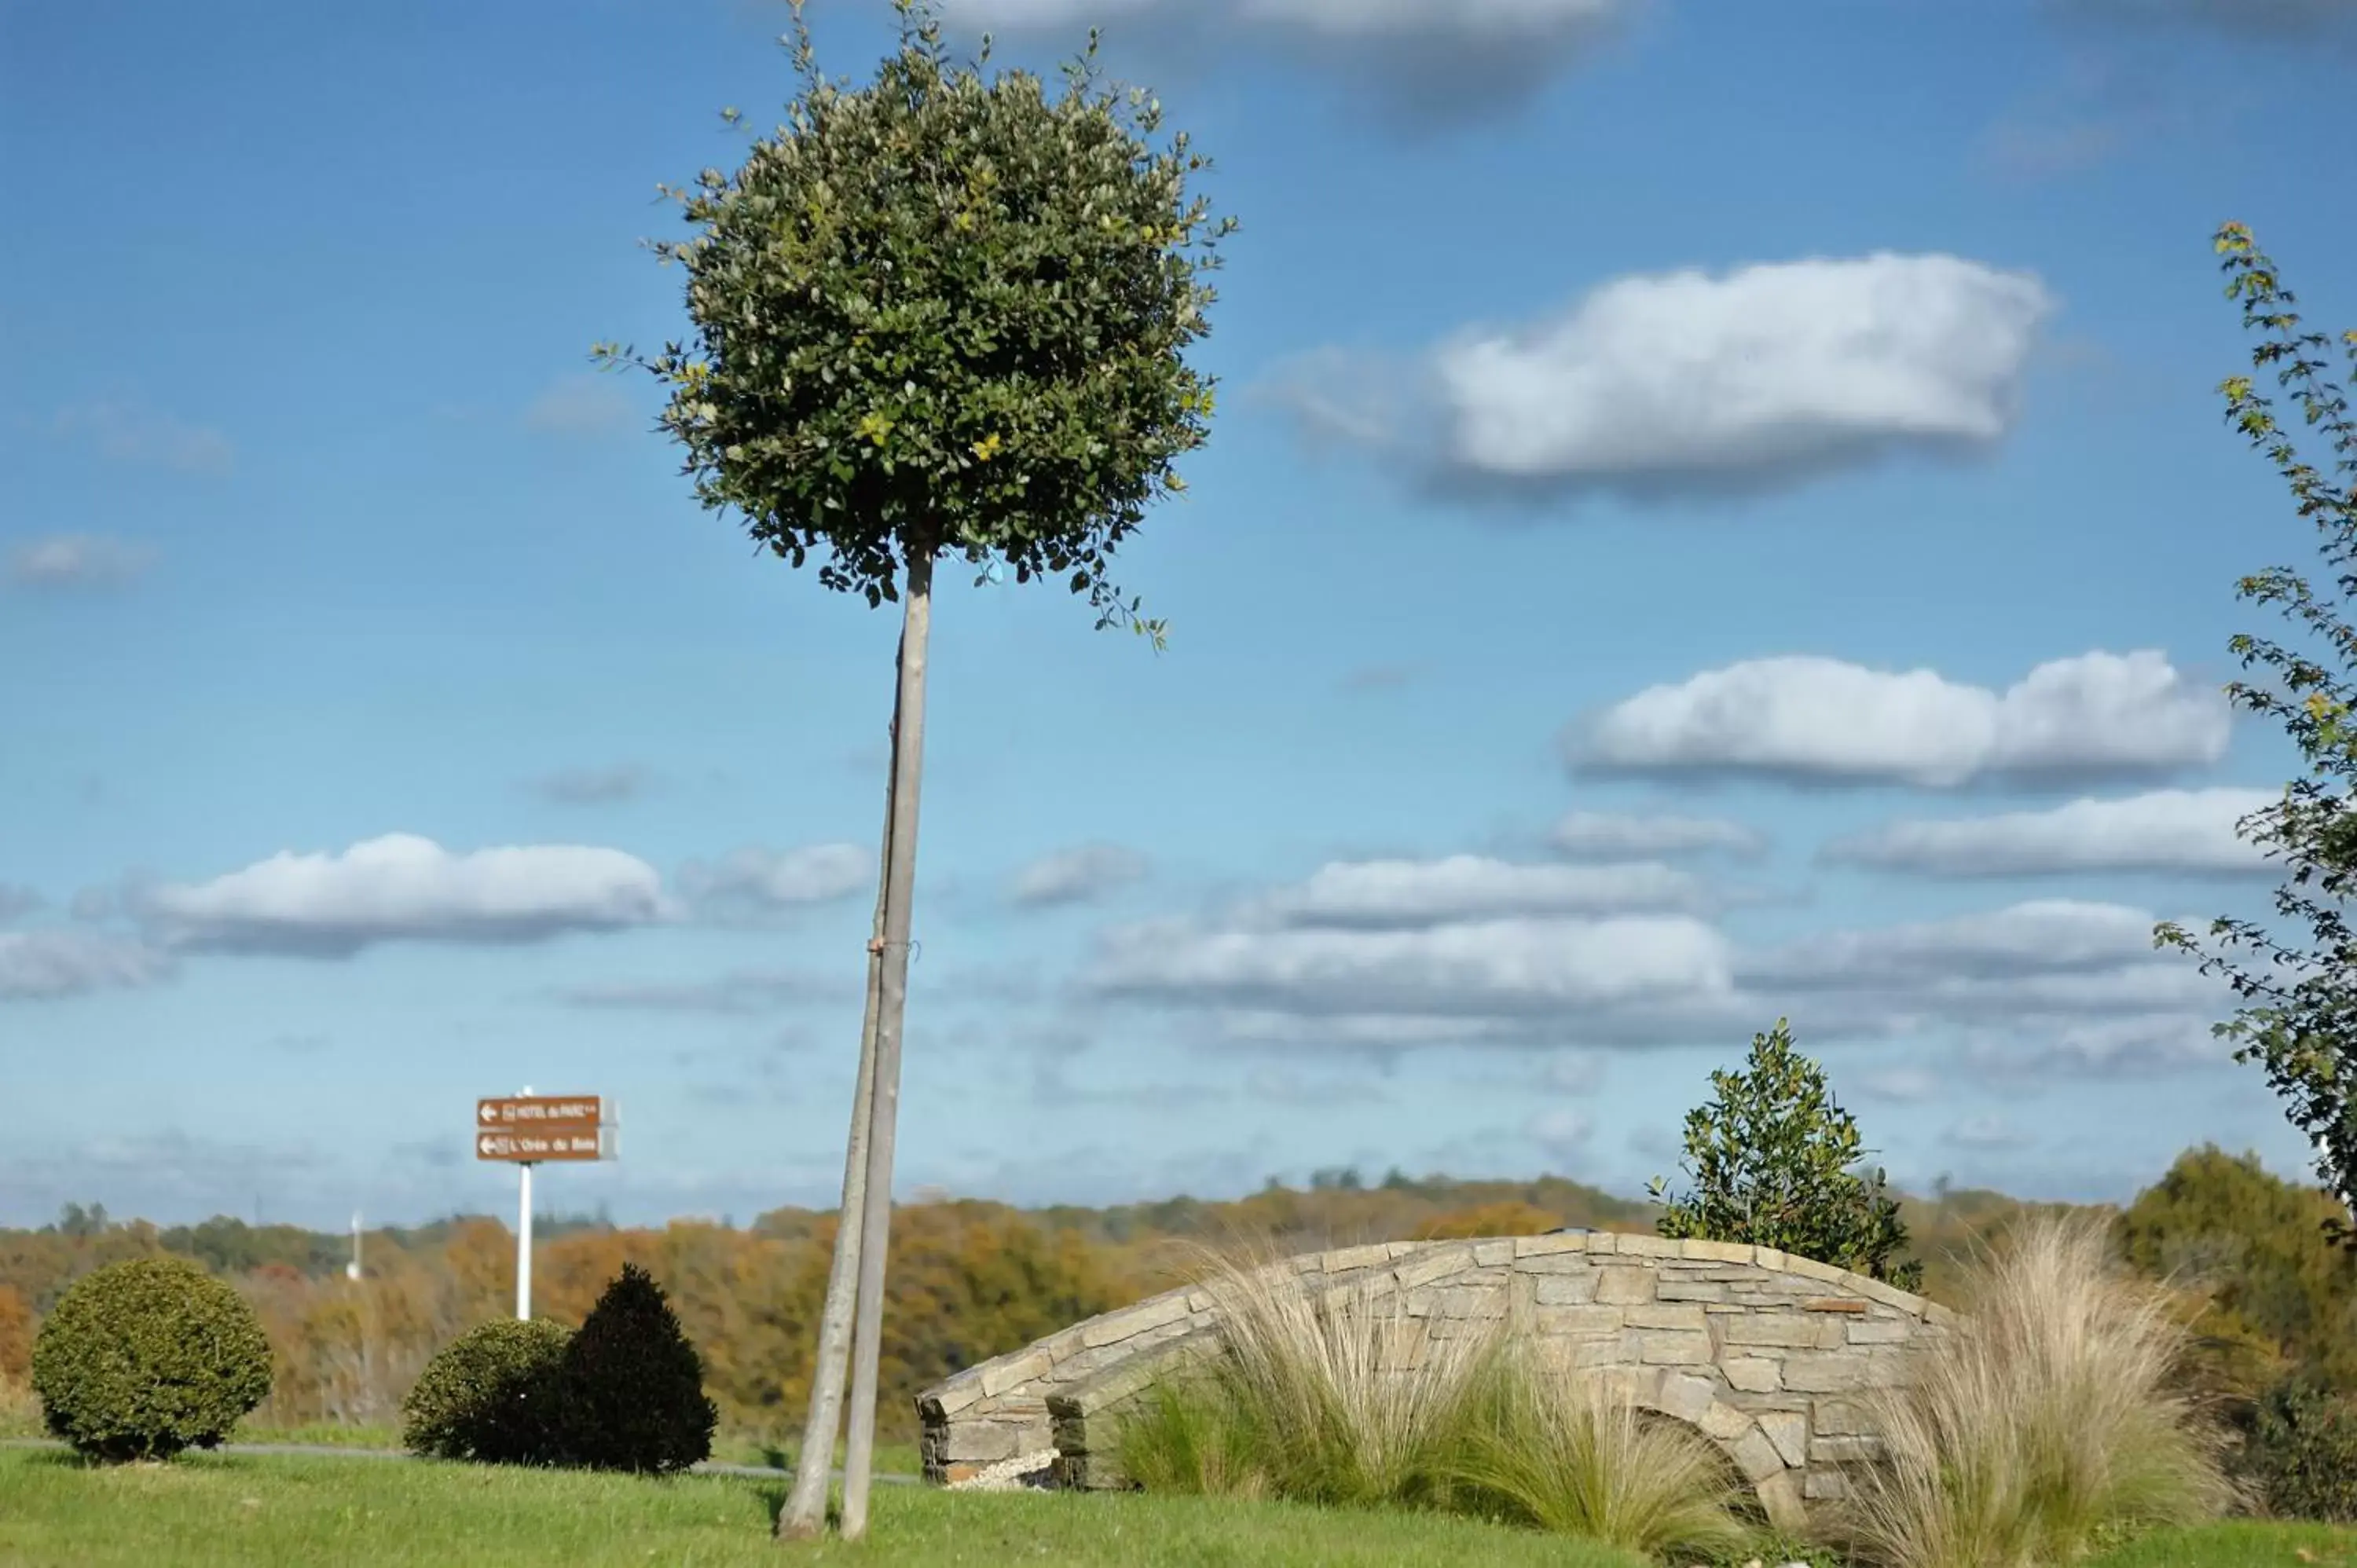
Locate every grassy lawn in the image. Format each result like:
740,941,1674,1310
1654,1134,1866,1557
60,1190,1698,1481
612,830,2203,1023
0,1448,1649,1568
1,1449,2349,1568
2088,1521,2357,1567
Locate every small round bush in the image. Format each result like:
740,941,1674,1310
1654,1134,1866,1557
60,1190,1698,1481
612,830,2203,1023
2239,1374,2357,1522
31,1255,273,1462
402,1317,572,1464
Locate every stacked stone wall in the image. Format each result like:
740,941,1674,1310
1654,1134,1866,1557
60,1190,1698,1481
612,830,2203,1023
916,1230,1954,1528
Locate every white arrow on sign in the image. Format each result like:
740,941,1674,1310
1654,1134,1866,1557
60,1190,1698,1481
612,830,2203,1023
479,1104,497,1123
478,1134,499,1156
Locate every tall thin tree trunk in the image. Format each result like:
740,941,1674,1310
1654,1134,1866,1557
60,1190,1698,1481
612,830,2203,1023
774,694,902,1540
840,546,935,1541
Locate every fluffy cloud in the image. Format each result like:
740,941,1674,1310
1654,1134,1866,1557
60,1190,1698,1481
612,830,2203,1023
0,885,41,924
940,0,1637,123
555,968,853,1014
1577,650,2229,786
1945,1115,2035,1150
1241,855,1714,927
1010,843,1152,908
1092,913,1736,1021
7,533,158,589
528,764,658,806
0,929,174,999
49,400,233,475
1271,254,2051,502
1528,1106,1596,1162
676,843,871,922
1086,849,2224,1079
136,833,675,957
1822,788,2275,877
1548,811,1765,861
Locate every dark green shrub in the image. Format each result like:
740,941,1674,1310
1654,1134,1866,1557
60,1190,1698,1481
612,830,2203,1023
2239,1374,2357,1522
1648,1017,1923,1290
554,1264,715,1474
30,1255,272,1461
400,1317,571,1464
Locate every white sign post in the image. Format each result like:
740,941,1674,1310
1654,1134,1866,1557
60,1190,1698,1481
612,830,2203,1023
473,1087,615,1322
516,1094,534,1321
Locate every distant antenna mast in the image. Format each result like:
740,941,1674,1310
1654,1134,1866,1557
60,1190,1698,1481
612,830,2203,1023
346,1211,362,1281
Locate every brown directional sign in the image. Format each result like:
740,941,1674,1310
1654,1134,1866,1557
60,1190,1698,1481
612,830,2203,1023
478,1095,602,1130
475,1096,614,1163
476,1128,607,1163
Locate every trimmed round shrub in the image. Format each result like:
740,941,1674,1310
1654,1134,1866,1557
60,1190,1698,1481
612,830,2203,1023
554,1264,715,1474
401,1317,572,1464
31,1255,272,1462
2239,1374,2357,1522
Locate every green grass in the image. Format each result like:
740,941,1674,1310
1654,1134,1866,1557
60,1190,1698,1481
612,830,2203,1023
0,1449,2348,1567
2088,1520,2357,1567
0,1448,1650,1567
233,1421,405,1450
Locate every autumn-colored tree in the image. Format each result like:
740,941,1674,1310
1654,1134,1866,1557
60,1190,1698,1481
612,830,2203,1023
2117,1144,2357,1394
1413,1202,1566,1240
0,1284,34,1383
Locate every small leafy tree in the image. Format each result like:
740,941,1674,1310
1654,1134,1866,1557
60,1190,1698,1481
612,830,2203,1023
1648,1018,1923,1291
2156,223,2357,1253
598,0,1232,1537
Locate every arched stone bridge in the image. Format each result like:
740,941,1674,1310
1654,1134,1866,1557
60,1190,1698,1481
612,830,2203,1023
916,1229,1956,1528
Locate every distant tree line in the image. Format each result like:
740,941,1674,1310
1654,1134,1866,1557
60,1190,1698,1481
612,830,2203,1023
2,1148,2350,1444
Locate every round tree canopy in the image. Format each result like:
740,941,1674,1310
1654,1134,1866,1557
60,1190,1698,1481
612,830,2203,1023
600,0,1233,636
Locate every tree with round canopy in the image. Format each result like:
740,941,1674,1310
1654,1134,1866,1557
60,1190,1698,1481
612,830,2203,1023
596,0,1233,1540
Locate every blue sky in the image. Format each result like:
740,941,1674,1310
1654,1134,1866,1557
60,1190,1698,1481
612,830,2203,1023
5,0,2355,1229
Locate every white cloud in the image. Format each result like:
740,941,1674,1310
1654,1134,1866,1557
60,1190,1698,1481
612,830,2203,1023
0,885,41,925
1235,0,1621,39
1578,650,2228,786
676,844,871,922
1528,1105,1596,1161
1273,254,2051,502
522,375,634,436
0,930,174,999
1946,1115,2035,1150
1548,811,1765,861
555,968,853,1014
7,533,157,589
528,764,658,806
1823,788,2275,877
137,833,674,957
1241,1067,1389,1107
1010,844,1151,908
1856,1066,1942,1104
1540,1049,1606,1094
50,400,233,475
1242,855,1714,928
1087,850,2227,1082
1092,913,1735,1020
943,0,1638,121
1752,899,2176,987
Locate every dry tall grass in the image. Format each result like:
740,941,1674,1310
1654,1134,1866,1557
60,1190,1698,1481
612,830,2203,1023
1842,1211,2236,1568
1119,1246,1498,1507
0,1372,41,1439
1116,1245,1757,1559
1441,1342,1756,1560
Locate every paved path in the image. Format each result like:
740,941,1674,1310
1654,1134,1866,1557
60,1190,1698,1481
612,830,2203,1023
2,1437,917,1482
